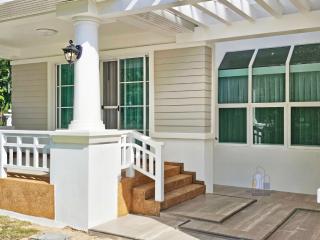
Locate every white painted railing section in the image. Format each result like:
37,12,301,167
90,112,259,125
120,131,165,202
0,131,52,177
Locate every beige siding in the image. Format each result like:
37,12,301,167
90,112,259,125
12,63,48,130
154,46,212,133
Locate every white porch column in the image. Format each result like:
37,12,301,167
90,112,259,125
69,16,105,130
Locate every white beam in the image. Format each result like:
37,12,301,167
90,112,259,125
170,5,216,28
193,1,231,25
290,0,310,13
176,10,320,43
218,0,255,22
97,0,211,18
255,0,282,18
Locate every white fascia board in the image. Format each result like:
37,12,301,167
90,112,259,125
255,0,283,18
176,10,320,43
97,0,210,18
218,0,255,22
194,1,231,25
290,0,311,13
170,5,216,28
0,44,20,59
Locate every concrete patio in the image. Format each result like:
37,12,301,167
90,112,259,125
90,185,320,240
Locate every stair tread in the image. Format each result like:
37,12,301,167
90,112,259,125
147,183,204,202
134,174,192,191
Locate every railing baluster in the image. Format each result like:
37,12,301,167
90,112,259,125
149,155,154,176
155,145,164,202
9,148,13,165
33,137,39,168
0,133,7,178
25,149,30,167
43,150,48,169
16,136,22,166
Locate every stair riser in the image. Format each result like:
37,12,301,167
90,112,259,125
144,175,193,199
161,185,205,210
164,166,181,178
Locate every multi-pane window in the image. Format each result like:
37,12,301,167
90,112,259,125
218,50,254,143
119,57,149,135
290,44,320,146
218,43,320,147
56,64,74,129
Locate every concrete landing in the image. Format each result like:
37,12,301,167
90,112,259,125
90,214,197,240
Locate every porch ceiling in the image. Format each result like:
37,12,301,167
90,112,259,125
1,0,320,59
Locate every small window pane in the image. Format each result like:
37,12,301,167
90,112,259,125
291,44,320,65
120,107,143,130
61,64,74,85
61,86,74,107
291,107,320,146
120,58,143,82
254,47,290,67
219,108,247,143
253,108,284,145
290,71,320,102
61,108,73,129
219,50,254,70
219,76,248,103
120,83,143,106
253,74,285,103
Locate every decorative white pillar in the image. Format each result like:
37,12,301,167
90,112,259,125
69,16,105,130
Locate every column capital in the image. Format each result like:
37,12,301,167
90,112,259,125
72,15,101,25
56,0,99,21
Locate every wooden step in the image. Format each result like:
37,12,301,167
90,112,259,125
159,184,206,210
133,174,193,200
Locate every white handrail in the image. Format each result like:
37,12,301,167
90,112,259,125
0,130,53,177
120,131,164,202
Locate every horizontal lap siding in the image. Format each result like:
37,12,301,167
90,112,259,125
154,46,212,133
12,63,48,130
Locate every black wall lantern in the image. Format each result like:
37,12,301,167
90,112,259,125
62,40,82,64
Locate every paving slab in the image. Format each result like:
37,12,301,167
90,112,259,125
163,194,256,223
90,214,198,240
268,209,320,240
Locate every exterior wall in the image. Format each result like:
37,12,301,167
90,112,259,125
154,46,212,133
0,178,54,219
12,62,48,130
214,32,320,195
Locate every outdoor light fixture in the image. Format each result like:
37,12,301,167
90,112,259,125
62,40,82,64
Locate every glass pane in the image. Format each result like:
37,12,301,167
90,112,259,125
253,74,285,103
61,64,74,85
146,82,149,106
219,108,247,143
254,47,290,67
120,107,143,130
290,71,320,102
57,65,60,86
219,76,248,103
219,50,255,70
61,108,73,129
253,108,284,145
146,56,149,82
120,83,143,106
61,86,74,107
120,58,143,82
291,44,320,65
291,107,320,146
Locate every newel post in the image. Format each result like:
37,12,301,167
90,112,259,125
0,133,7,178
155,144,164,202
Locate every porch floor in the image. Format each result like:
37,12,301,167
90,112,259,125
90,185,320,240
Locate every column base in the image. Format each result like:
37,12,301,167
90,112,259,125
68,120,105,131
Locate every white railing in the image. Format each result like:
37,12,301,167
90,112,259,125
0,130,53,177
120,131,164,202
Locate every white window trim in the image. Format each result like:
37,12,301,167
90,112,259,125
216,44,320,149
